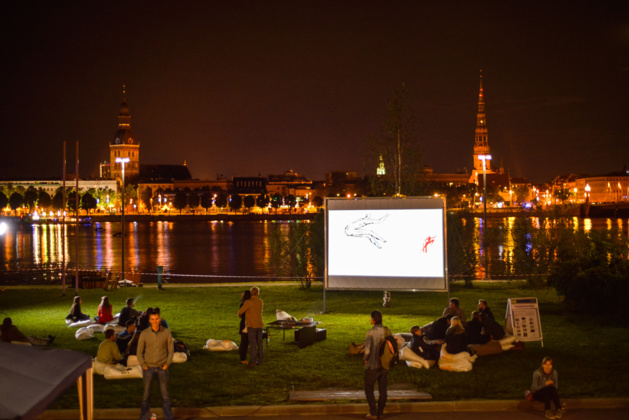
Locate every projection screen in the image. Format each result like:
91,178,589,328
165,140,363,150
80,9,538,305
325,196,448,291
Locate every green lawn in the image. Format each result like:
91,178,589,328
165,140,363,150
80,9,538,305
1,282,627,409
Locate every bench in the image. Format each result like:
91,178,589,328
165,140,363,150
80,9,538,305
289,389,432,402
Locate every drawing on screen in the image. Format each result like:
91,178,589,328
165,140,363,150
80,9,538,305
344,214,389,248
421,235,436,253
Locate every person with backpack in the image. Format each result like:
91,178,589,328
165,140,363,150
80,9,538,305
363,310,391,419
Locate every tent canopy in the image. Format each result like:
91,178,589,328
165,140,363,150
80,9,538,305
0,342,93,420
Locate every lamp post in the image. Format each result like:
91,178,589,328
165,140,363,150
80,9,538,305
116,157,130,281
585,183,591,203
478,154,491,280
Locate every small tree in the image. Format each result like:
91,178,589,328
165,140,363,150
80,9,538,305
229,194,243,213
173,191,188,214
187,192,200,212
81,192,97,213
311,195,324,208
215,192,228,211
285,194,296,213
141,187,153,213
38,190,52,212
270,193,282,213
243,195,255,213
256,194,269,210
9,192,24,213
24,186,38,211
0,192,8,212
200,192,212,214
52,191,65,211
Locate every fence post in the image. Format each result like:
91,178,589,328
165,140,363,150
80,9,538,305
157,266,163,290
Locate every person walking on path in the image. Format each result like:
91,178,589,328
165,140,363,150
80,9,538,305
531,356,564,419
237,286,264,366
137,308,174,420
363,310,387,419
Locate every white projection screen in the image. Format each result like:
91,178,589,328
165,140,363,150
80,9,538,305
325,196,448,291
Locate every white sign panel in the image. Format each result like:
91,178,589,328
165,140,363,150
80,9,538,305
505,297,543,344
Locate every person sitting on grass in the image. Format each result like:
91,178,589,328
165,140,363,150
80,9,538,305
531,356,564,419
466,311,488,344
481,313,506,341
426,314,453,343
478,299,495,321
444,316,468,355
0,317,54,346
95,296,113,324
443,297,466,325
118,298,140,327
66,296,90,322
409,325,440,362
117,320,137,355
97,329,122,366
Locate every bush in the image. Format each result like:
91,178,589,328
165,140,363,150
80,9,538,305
549,228,629,314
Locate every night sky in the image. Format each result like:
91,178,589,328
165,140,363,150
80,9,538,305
1,0,628,184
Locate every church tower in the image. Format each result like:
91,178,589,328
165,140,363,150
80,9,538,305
109,86,140,183
472,71,491,173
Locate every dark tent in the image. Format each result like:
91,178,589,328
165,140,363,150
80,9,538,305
0,343,93,420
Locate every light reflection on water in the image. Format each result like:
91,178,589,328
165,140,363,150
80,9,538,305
0,218,627,281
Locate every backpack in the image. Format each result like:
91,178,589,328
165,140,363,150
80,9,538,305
379,327,399,370
173,339,191,357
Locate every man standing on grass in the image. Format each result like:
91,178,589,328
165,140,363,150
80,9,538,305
137,308,174,420
364,310,387,419
237,286,264,366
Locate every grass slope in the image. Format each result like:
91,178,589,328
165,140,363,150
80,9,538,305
0,282,627,409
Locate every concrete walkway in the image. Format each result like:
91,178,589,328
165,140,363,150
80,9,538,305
38,398,629,419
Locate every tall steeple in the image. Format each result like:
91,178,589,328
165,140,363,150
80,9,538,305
473,70,491,173
109,85,140,182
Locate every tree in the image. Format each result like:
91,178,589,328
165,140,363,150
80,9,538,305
200,192,212,214
285,194,296,212
311,195,324,208
369,84,422,196
141,187,153,213
243,195,255,213
215,192,228,211
24,186,38,211
37,190,52,212
187,192,200,212
229,194,242,213
173,191,188,214
81,192,97,213
256,194,269,209
52,191,65,211
270,193,282,213
0,191,8,212
9,192,24,213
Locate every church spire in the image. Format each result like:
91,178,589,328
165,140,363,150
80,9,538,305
118,85,130,128
473,70,490,173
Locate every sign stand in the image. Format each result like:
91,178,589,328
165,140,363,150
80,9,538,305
505,297,543,347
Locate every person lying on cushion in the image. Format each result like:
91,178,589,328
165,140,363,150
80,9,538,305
409,325,440,362
0,317,54,346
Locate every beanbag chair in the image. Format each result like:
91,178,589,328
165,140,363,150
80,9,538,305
103,364,143,379
468,340,503,356
438,345,477,372
400,346,435,369
75,327,94,340
203,339,239,351
67,319,94,328
172,352,188,364
92,359,107,375
276,309,297,322
87,323,105,334
126,355,140,366
393,334,407,349
498,335,517,350
105,323,125,334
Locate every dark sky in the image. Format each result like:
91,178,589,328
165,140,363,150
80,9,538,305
1,0,628,184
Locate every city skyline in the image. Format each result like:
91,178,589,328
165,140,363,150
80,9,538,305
1,1,628,184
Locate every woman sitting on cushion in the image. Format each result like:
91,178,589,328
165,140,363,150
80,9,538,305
95,296,113,324
444,316,469,354
66,296,90,322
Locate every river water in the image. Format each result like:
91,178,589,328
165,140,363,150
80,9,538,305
0,217,628,283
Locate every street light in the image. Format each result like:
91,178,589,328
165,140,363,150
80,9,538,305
116,157,130,281
585,183,591,203
478,154,491,280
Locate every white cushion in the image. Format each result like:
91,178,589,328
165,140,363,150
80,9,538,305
203,339,239,351
399,346,431,369
103,364,143,379
67,319,94,328
172,352,188,363
438,345,477,372
75,327,94,340
498,335,517,350
276,309,297,322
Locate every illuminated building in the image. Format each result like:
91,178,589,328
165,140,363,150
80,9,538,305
470,71,494,185
109,86,140,183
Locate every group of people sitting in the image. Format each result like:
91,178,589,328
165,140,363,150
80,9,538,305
407,297,506,363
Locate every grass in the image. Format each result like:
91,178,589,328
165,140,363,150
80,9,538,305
1,282,628,410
